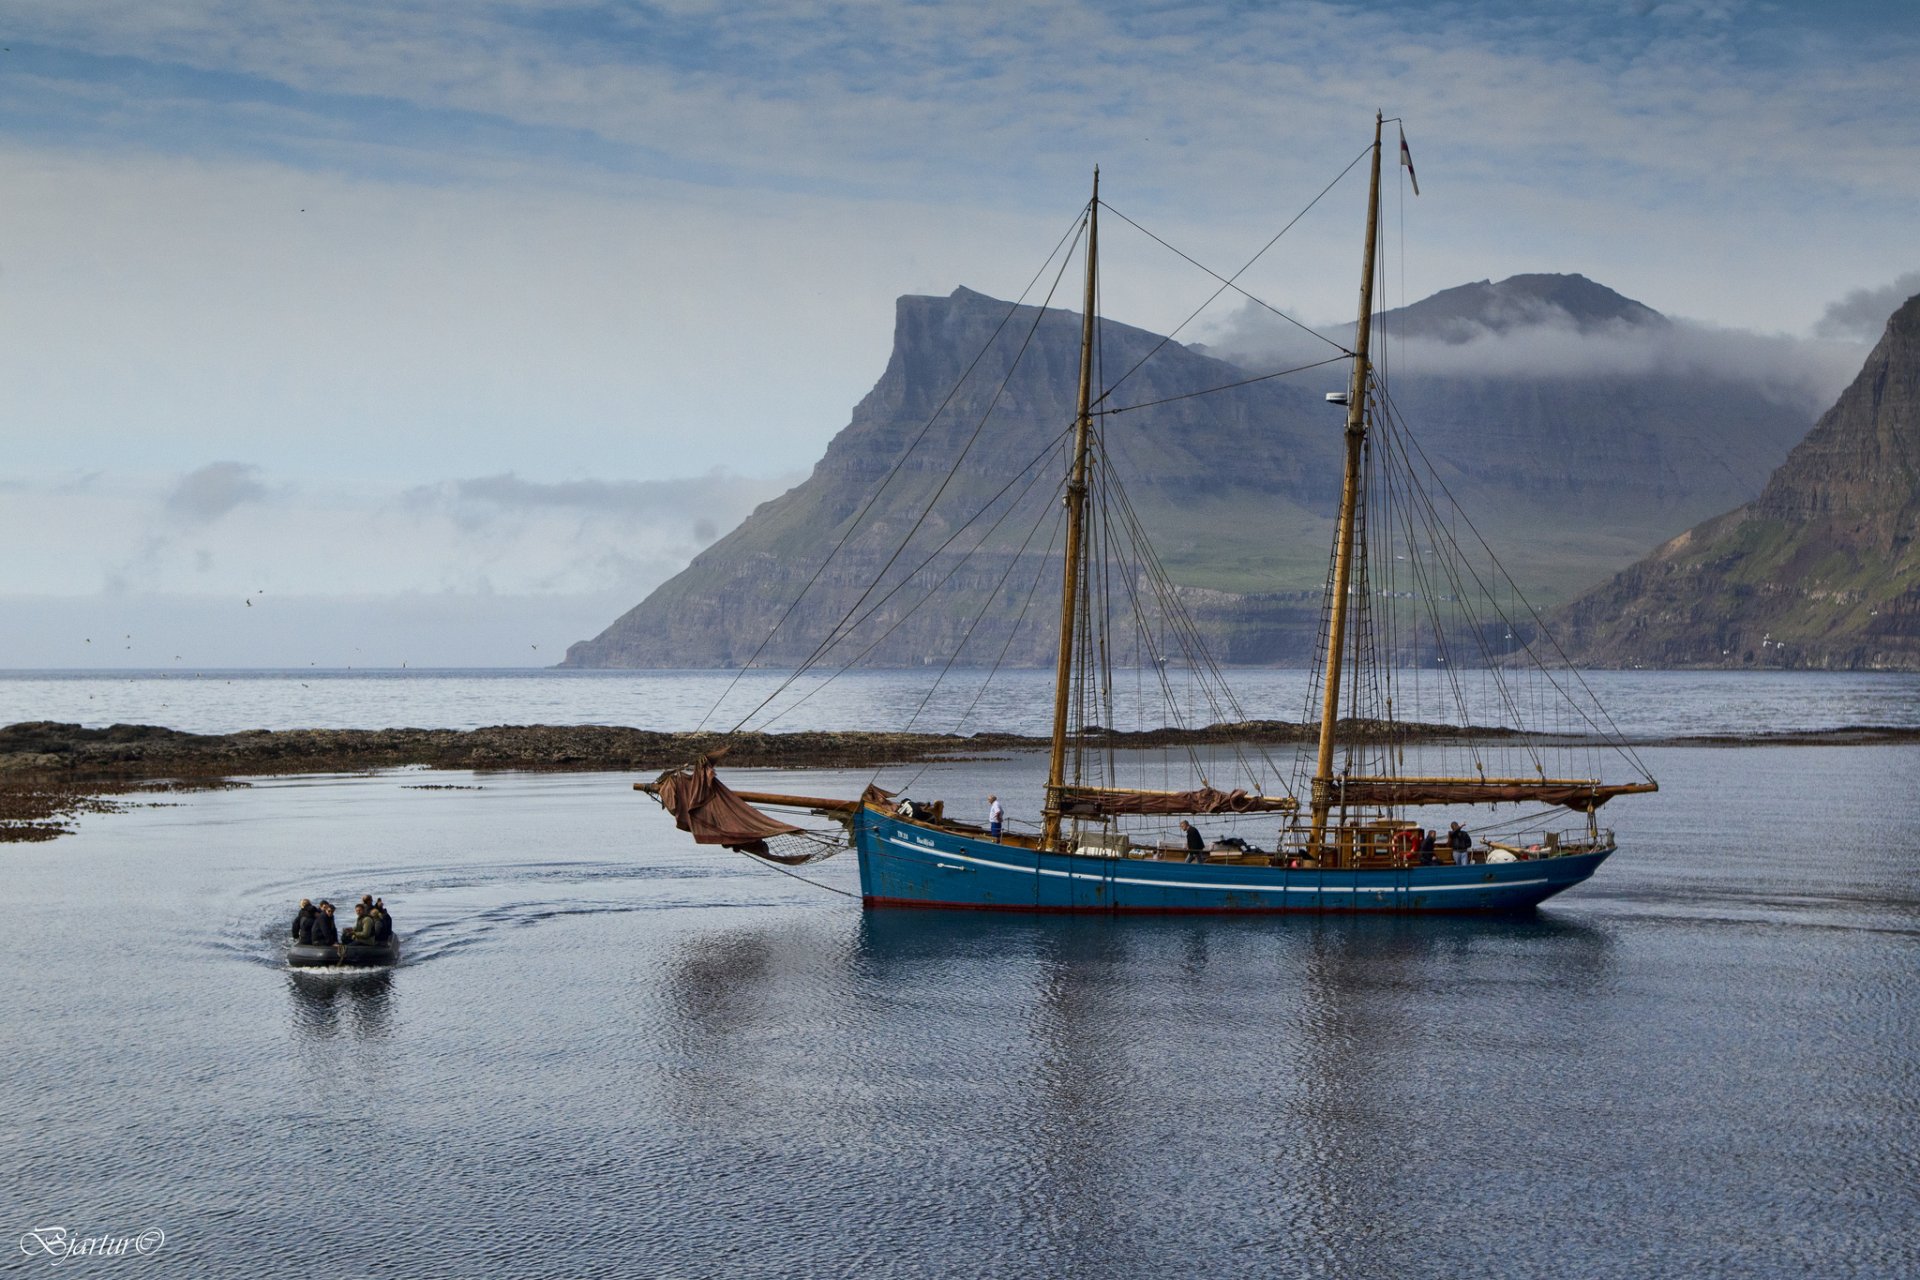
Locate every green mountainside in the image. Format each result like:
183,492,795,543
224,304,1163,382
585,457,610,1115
565,278,1817,668
1552,293,1920,669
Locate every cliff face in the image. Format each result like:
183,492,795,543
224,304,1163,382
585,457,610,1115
566,281,1817,669
1553,294,1920,669
566,287,1342,669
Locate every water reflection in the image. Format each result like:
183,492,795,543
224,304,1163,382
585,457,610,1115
1281,915,1609,1248
285,969,397,1041
849,908,1622,1270
650,921,859,1130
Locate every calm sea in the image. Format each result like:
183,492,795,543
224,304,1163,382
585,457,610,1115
4,671,1919,1276
4,666,1920,737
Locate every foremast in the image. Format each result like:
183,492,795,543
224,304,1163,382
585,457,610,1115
1042,169,1101,852
1308,113,1385,852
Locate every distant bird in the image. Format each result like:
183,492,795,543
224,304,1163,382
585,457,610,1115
245,599,252,607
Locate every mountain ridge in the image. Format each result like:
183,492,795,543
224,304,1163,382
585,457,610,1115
566,275,1820,669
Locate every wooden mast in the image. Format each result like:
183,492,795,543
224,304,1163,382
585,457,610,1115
1042,169,1100,852
1308,114,1385,856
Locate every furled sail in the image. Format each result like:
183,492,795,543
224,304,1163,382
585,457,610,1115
655,757,804,854
1316,777,1659,813
1052,784,1299,818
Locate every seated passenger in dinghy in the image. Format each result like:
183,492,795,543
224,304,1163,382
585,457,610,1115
287,896,398,967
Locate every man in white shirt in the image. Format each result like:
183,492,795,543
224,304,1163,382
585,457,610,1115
988,795,1003,841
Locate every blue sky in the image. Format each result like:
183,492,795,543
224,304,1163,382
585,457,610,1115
2,0,1917,666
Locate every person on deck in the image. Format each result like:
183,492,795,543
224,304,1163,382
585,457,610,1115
1181,820,1206,862
1419,830,1438,865
1448,822,1473,866
292,899,315,943
987,795,1003,842
345,902,378,945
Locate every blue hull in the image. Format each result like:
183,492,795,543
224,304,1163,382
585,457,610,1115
854,808,1608,914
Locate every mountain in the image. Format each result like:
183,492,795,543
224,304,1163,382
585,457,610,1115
1551,293,1920,669
1377,272,1666,343
565,278,1819,669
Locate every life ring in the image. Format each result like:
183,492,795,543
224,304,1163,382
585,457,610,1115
1390,828,1419,861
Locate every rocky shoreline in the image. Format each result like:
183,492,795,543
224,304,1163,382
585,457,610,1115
0,719,1293,842
5,718,1918,843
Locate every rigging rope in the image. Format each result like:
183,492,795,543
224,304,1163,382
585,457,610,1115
1097,353,1352,415
1091,142,1371,395
724,229,1088,733
1368,381,1656,781
696,205,1091,733
731,844,862,899
749,425,1073,730
890,508,1068,798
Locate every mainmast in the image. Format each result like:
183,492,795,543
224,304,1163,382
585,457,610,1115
1042,170,1100,852
1308,114,1385,854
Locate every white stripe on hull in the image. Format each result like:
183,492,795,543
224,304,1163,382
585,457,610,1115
881,835,1556,895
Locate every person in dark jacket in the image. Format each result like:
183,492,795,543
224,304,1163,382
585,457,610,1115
1448,822,1473,866
1418,830,1438,865
312,902,339,945
292,899,316,943
1181,821,1206,862
371,899,392,943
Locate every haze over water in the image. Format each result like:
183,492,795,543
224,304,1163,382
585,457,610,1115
5,667,1919,737
5,671,1918,1276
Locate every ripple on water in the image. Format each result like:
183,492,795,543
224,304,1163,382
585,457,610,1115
5,756,1918,1277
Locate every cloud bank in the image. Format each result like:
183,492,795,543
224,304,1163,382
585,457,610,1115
0,465,802,666
1196,277,1893,418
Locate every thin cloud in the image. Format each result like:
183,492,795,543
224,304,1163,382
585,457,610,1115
1199,298,1863,416
1814,271,1920,342
455,472,750,514
9,1,1917,217
164,462,266,523
0,467,801,607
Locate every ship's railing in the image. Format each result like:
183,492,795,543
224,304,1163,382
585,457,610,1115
1482,827,1615,860
1274,821,1618,868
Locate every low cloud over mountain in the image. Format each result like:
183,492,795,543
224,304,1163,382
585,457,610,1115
1199,272,1891,418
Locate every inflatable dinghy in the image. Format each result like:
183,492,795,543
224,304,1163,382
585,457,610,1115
288,938,400,968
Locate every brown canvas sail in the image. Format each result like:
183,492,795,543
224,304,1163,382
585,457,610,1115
655,758,804,853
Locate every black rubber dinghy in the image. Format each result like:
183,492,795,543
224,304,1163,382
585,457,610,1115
288,939,400,968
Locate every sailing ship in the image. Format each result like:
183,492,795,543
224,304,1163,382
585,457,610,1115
640,114,1657,913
